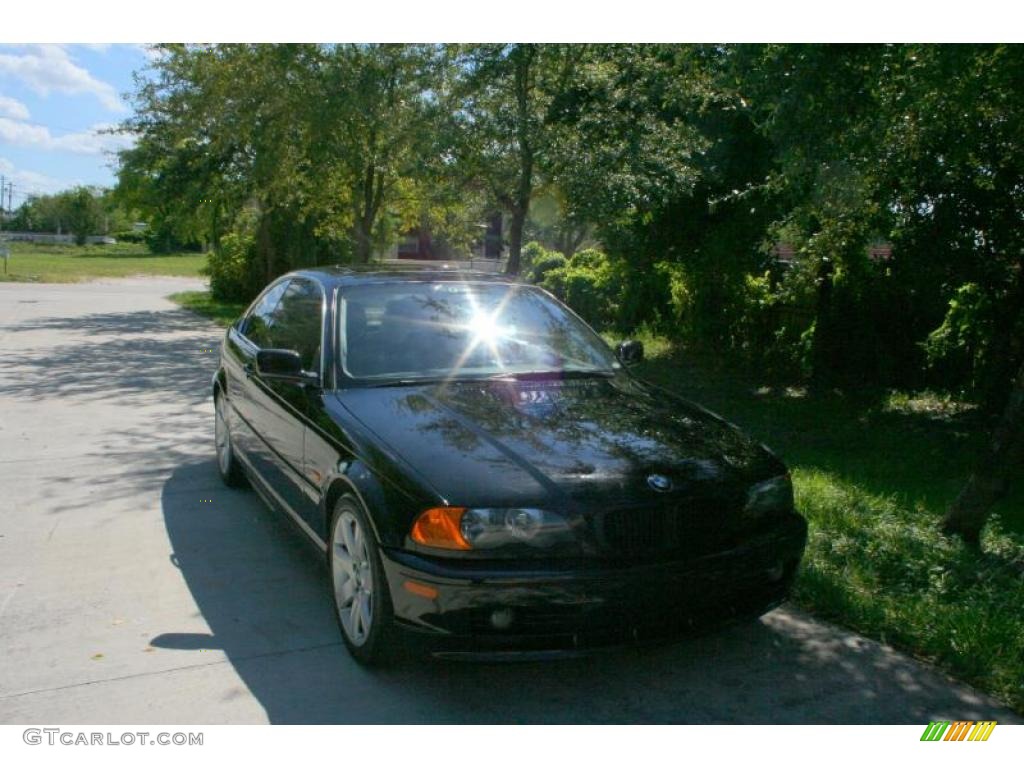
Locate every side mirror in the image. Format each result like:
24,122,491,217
256,349,318,384
616,339,644,367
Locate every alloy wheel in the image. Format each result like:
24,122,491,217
214,395,231,475
332,510,374,645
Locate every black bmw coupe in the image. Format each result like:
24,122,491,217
213,266,807,664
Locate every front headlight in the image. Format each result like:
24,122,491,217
410,507,572,551
460,508,571,549
744,474,794,519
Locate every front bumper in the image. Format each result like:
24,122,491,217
381,511,807,656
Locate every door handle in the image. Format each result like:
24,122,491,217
244,362,255,378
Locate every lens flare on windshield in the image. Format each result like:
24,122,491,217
446,285,517,380
470,308,505,345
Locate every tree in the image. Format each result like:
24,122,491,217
733,44,1024,537
119,44,325,265
65,187,103,245
119,44,448,285
6,195,56,232
307,44,445,263
728,44,892,383
545,45,764,337
12,187,104,243
443,44,585,275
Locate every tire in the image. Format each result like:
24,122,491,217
214,389,247,488
328,495,398,666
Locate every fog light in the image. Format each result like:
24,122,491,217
490,608,515,630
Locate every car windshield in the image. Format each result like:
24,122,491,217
339,281,619,382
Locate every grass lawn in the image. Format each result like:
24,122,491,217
630,342,1024,713
168,290,247,326
0,241,206,282
171,291,1024,712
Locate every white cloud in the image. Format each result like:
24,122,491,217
0,117,135,156
0,117,49,146
0,157,78,196
0,95,30,120
0,45,126,112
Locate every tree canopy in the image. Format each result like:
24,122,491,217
111,43,1024,540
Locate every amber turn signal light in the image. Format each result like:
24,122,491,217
410,507,471,550
403,580,440,599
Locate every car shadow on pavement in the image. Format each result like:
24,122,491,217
158,459,1015,724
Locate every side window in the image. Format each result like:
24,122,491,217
265,279,324,373
241,280,291,348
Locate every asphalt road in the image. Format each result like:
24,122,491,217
0,278,1018,724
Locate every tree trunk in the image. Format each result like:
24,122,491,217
256,212,275,285
354,225,373,264
353,153,384,264
351,185,375,262
506,205,527,276
504,44,535,277
942,357,1024,544
210,203,222,254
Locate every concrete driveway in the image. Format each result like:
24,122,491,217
0,278,1018,724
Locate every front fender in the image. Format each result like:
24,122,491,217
319,460,424,549
212,367,226,398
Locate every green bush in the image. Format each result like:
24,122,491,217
730,269,811,379
520,241,550,272
206,231,256,302
923,282,998,395
612,259,676,335
523,242,569,286
540,247,619,329
111,230,146,244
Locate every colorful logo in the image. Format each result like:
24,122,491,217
920,721,997,741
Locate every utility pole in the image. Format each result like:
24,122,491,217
0,181,14,234
0,176,7,275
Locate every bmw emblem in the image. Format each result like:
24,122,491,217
647,474,672,492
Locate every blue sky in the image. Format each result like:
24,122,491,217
0,44,151,202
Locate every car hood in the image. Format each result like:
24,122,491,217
332,374,785,511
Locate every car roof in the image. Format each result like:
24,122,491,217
289,263,518,289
